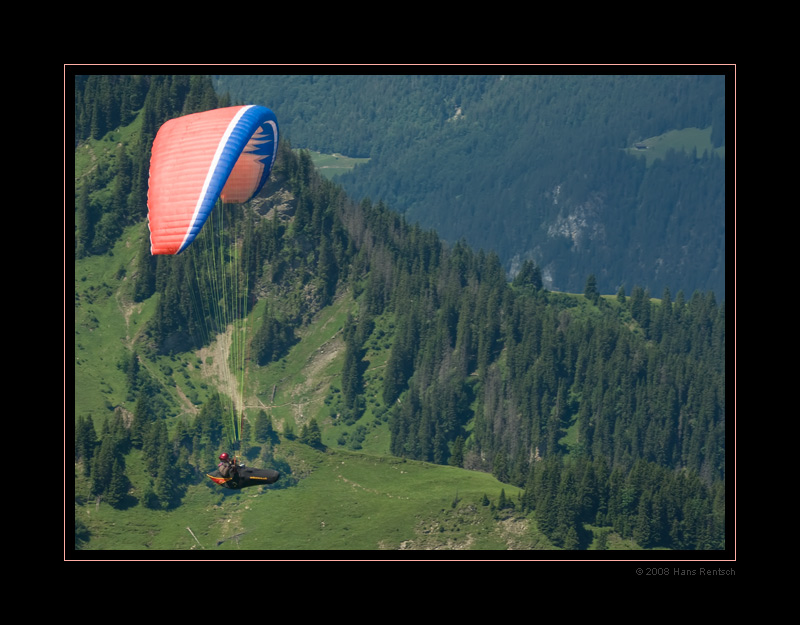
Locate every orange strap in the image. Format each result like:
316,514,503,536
207,474,231,485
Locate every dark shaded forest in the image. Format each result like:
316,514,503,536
74,74,726,550
215,74,726,299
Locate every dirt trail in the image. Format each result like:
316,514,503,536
196,326,243,412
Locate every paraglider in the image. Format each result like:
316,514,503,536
148,104,278,255
207,453,281,490
148,106,281,490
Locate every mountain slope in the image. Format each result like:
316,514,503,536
214,73,727,299
72,75,727,553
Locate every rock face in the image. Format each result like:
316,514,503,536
547,192,607,251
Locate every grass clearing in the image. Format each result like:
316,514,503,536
76,441,533,551
627,126,724,165
244,292,355,434
304,150,370,179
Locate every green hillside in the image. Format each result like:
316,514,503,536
73,222,548,551
72,75,727,556
77,441,543,551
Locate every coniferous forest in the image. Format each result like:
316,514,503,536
215,74,726,300
73,74,728,552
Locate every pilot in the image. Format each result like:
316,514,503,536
218,453,238,479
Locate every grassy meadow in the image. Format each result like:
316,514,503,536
627,126,725,165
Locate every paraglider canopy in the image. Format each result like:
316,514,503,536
147,105,278,255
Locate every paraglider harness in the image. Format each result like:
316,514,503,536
207,456,280,490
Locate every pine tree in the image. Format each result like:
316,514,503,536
133,236,156,302
498,488,508,510
633,492,653,547
340,315,365,419
300,419,322,448
75,182,94,258
563,526,580,550
383,309,417,405
492,450,509,483
105,459,128,508
584,274,600,304
153,444,176,508
254,410,275,444
75,414,97,475
143,419,168,476
555,468,579,547
253,309,278,365
449,435,464,467
513,259,542,290
91,435,115,497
